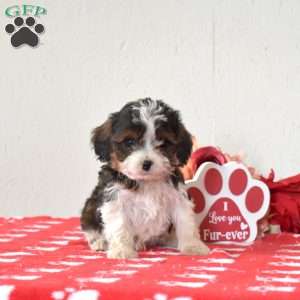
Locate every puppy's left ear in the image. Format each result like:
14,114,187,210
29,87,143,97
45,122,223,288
176,124,193,166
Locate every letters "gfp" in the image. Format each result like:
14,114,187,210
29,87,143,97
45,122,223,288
5,5,47,17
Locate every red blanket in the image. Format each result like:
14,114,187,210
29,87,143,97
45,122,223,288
0,217,300,300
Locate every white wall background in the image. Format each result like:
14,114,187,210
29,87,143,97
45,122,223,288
1,0,300,216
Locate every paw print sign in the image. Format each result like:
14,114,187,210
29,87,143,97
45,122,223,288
185,162,270,243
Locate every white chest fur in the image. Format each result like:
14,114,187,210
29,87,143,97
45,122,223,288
102,181,182,243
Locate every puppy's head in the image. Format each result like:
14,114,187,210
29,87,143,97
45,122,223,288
92,98,192,181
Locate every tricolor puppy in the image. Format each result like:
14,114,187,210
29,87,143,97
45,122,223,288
81,98,209,259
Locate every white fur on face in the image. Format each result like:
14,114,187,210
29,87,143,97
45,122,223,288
120,100,171,181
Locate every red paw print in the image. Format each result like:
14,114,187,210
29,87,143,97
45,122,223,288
185,162,270,243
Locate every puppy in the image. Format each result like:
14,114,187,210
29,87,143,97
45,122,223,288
81,98,209,259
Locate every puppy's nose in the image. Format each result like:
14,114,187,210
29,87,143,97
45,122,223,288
142,160,153,171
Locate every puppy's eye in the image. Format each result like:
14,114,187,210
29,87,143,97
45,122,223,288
123,138,136,147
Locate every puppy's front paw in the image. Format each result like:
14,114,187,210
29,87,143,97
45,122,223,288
89,238,107,251
180,241,210,256
107,247,138,259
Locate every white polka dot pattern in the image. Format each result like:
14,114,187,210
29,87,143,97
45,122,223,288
0,217,300,299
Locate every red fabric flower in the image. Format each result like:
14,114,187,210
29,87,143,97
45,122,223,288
261,171,300,233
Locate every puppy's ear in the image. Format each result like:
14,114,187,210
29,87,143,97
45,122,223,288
91,117,113,162
176,123,193,167
167,110,193,166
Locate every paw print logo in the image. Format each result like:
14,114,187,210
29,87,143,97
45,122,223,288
186,162,270,243
5,17,44,47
